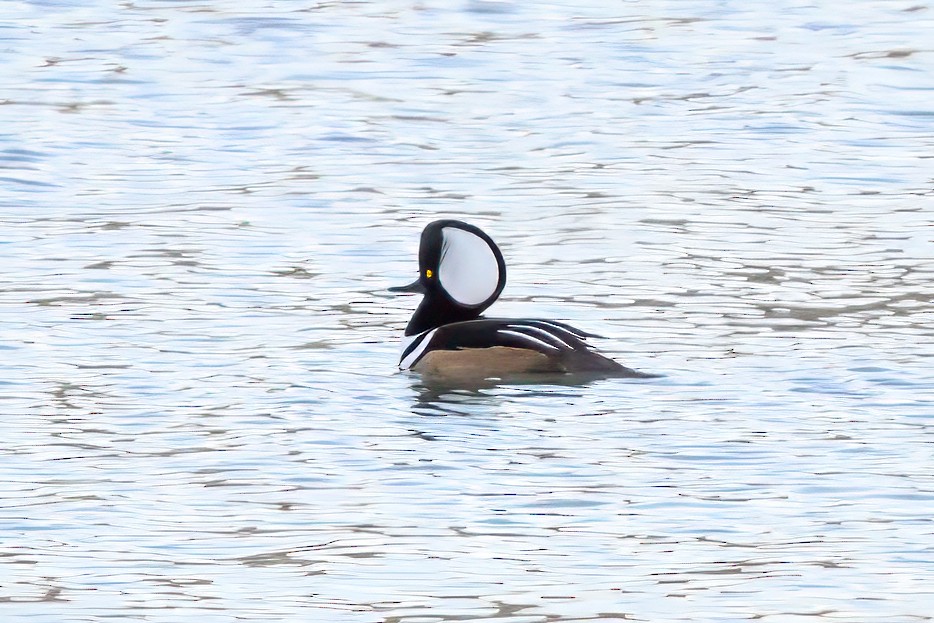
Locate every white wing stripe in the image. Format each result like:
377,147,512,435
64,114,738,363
533,320,590,339
506,323,574,349
497,329,560,351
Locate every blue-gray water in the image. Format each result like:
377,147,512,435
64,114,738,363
2,1,933,621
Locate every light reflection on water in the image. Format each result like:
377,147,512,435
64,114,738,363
2,0,933,621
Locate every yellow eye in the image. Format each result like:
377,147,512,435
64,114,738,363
425,269,433,279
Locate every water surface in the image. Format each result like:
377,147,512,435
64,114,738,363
1,1,933,621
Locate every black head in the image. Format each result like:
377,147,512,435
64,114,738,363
391,219,507,335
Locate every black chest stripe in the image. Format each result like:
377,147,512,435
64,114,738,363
399,328,437,369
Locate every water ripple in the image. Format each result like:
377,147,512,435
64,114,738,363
2,0,933,621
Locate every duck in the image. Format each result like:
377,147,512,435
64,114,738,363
390,219,653,380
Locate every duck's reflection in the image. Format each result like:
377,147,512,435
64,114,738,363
405,369,650,415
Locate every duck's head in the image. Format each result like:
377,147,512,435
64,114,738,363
391,219,506,336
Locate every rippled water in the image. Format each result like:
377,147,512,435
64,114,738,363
2,1,933,621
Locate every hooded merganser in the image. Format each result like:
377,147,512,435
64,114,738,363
390,219,653,380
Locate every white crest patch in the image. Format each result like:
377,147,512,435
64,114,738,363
438,227,500,306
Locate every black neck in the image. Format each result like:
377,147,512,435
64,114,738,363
405,295,485,336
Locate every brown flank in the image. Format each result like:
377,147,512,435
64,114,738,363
413,346,564,379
